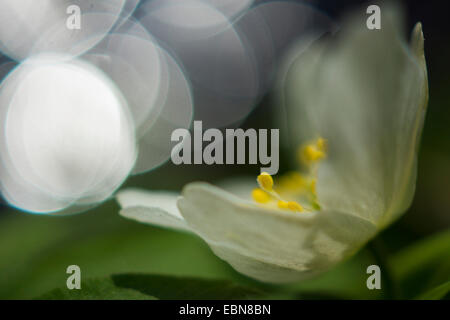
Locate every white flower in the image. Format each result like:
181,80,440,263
116,11,428,283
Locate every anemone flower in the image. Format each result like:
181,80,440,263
116,11,428,283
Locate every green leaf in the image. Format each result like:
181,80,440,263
112,273,265,300
37,277,157,300
37,274,264,300
415,281,450,300
429,259,450,289
0,202,240,299
391,230,450,280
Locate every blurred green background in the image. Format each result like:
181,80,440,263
0,0,449,299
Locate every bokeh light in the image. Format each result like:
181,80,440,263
0,0,334,213
0,0,133,61
0,56,136,213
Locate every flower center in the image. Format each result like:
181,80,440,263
251,138,326,213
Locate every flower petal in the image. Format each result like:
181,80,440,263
116,188,190,232
178,182,377,282
282,9,428,228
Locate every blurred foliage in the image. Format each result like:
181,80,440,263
38,274,263,300
415,281,450,300
0,200,448,299
0,202,238,299
38,278,156,300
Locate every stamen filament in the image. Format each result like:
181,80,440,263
257,173,304,213
253,138,326,213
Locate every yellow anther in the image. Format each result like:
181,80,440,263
287,201,303,212
253,148,324,212
277,200,289,209
278,200,303,213
303,145,324,163
288,172,307,188
252,188,271,204
298,138,327,166
277,172,308,195
257,172,273,191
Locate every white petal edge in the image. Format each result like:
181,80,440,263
116,188,191,232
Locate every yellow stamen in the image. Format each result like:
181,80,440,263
298,138,327,166
253,137,327,212
303,145,325,163
277,200,289,209
287,201,303,212
257,172,273,191
276,172,308,197
252,188,271,204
